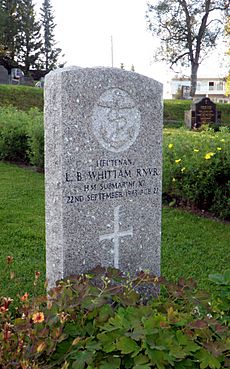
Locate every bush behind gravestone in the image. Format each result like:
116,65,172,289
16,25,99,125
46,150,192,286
26,108,44,168
0,106,43,167
0,107,229,219
0,266,229,368
163,127,230,219
0,107,29,162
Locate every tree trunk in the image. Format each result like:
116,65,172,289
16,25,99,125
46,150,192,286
190,62,199,97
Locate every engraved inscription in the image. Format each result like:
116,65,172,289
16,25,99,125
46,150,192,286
195,97,217,127
99,206,133,268
63,158,160,204
92,88,141,152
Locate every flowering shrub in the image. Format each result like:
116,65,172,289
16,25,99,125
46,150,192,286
0,263,229,369
163,127,230,219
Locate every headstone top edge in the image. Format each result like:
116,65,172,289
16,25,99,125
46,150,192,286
45,65,163,88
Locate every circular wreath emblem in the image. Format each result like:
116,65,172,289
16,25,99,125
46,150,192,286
91,88,141,153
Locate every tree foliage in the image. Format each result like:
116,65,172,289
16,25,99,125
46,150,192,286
146,0,229,96
15,0,42,74
0,0,20,70
40,0,63,72
0,0,63,75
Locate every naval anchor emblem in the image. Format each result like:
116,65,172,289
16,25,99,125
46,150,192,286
92,88,141,152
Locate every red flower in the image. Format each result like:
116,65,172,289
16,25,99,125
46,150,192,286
20,293,29,302
0,297,13,313
35,271,41,279
3,322,13,341
32,312,45,324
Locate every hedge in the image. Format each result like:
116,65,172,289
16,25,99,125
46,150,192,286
0,106,229,219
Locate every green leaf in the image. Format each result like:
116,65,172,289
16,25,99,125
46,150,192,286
169,199,176,207
176,331,190,346
195,348,221,369
147,348,168,369
143,315,165,334
50,339,72,361
129,325,146,341
170,346,187,359
64,322,81,337
116,336,140,355
175,330,199,354
96,304,114,323
99,357,121,369
134,353,150,365
84,322,95,335
102,309,126,332
174,359,198,368
85,340,102,352
71,351,93,369
145,333,168,351
97,332,119,353
123,355,135,368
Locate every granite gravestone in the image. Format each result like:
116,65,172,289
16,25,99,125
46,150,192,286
45,66,163,288
184,97,221,129
0,65,8,84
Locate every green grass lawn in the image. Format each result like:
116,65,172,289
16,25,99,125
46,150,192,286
162,207,229,286
0,162,229,299
0,162,45,298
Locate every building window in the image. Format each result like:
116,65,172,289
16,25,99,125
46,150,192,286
209,81,214,90
217,81,224,91
196,82,201,91
182,85,190,98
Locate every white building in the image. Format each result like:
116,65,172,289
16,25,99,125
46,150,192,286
171,77,229,103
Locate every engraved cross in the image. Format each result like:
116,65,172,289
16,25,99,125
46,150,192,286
99,205,133,269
